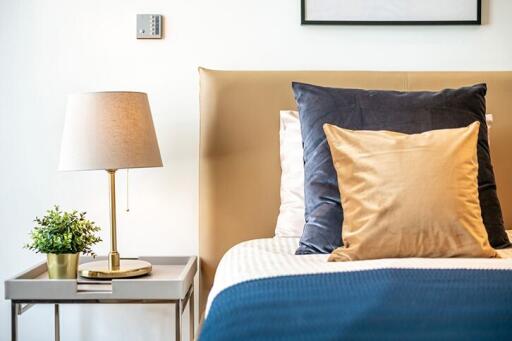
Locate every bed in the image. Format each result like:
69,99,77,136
198,69,512,339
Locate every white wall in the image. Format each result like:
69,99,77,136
1,0,512,340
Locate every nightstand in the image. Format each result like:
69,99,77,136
5,256,197,341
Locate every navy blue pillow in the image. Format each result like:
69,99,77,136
293,82,510,254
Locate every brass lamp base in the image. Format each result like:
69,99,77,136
78,259,152,279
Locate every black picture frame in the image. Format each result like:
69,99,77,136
301,0,481,26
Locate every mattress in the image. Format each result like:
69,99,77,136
206,232,512,315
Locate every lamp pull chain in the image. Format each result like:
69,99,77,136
126,169,130,212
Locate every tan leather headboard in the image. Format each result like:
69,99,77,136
199,68,512,316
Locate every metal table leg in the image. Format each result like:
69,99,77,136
175,300,182,341
11,302,18,341
189,287,194,341
55,304,60,341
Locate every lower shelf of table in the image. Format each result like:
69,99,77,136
10,282,195,341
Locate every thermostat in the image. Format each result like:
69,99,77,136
137,14,162,39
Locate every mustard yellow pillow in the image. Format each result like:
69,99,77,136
324,122,497,262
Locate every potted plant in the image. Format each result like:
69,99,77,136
25,206,102,279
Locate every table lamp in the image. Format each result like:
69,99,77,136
59,91,162,279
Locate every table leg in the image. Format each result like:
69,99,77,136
175,300,182,341
11,302,18,341
54,304,60,341
189,288,194,341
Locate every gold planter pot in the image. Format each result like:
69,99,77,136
47,253,79,279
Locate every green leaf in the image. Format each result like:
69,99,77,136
24,205,102,256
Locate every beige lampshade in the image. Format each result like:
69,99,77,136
59,92,163,171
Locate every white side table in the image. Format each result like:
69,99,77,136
5,256,197,341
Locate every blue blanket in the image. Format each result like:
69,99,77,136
200,269,512,340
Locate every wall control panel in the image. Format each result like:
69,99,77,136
137,14,162,39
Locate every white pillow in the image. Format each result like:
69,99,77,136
275,110,305,237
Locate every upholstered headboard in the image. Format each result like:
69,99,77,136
199,69,512,317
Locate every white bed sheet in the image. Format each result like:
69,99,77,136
206,232,512,315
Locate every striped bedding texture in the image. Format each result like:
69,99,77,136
201,234,512,340
201,268,512,340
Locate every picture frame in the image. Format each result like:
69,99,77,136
301,0,481,26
